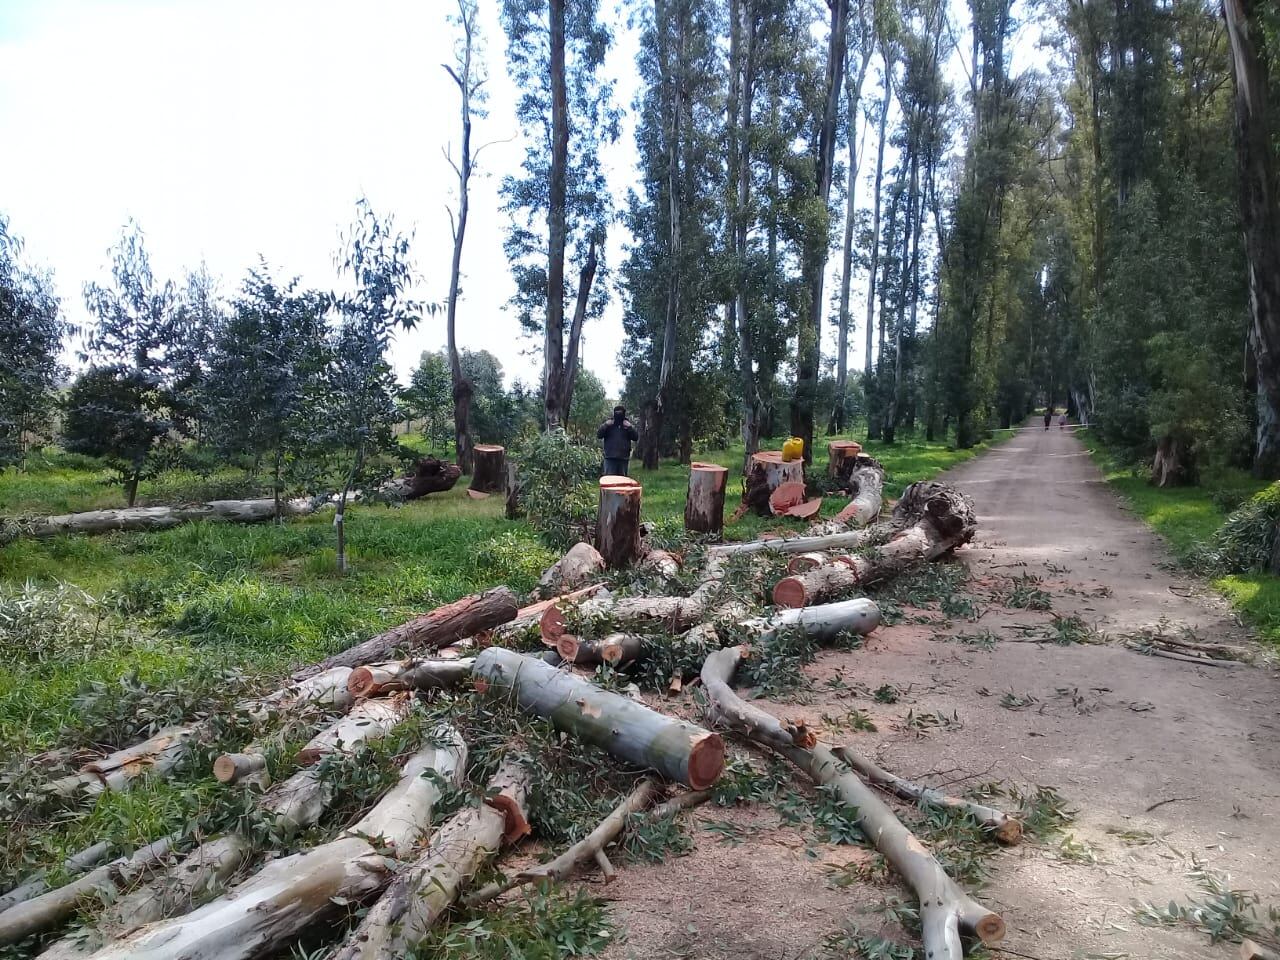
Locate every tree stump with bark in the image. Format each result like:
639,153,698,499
827,440,863,479
597,477,642,569
742,451,805,517
504,461,523,518
684,462,728,534
469,445,506,494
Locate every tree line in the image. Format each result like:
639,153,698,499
3,0,1280,495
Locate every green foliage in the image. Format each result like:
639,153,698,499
1197,483,1280,575
513,428,600,549
410,888,612,960
1132,859,1280,946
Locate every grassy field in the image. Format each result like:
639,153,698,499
0,430,1010,754
1080,432,1280,644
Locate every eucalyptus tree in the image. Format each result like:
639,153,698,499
73,221,180,505
0,215,64,468
501,0,619,428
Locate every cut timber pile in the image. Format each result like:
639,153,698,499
4,498,321,541
469,444,506,496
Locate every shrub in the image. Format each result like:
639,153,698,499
1196,483,1280,574
514,429,600,549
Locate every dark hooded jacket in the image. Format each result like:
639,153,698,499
597,417,639,460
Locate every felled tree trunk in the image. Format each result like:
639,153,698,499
293,587,519,681
328,761,529,960
685,462,728,534
773,484,975,608
0,843,110,915
469,445,506,495
473,647,724,789
9,498,320,540
742,451,805,517
739,597,882,644
489,584,607,646
382,458,462,500
0,837,177,947
346,658,476,699
84,732,467,960
537,541,606,598
295,697,413,765
597,477,642,569
639,548,681,581
833,455,884,526
702,646,817,751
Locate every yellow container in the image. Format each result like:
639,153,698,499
782,437,804,462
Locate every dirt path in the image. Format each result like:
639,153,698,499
601,425,1280,960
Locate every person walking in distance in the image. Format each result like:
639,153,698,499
1044,407,1053,430
1059,412,1068,430
598,405,639,477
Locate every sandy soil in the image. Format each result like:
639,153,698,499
590,424,1280,960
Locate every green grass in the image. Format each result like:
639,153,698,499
1081,431,1280,644
0,429,1006,751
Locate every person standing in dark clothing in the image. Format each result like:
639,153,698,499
598,406,639,476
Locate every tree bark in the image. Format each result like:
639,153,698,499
825,453,884,527
543,0,569,428
345,658,476,700
684,462,728,534
295,697,414,766
473,647,725,789
537,541,606,598
864,50,893,385
327,760,529,960
504,460,523,518
597,477,642,569
1222,0,1280,478
1151,435,1197,487
742,451,805,517
0,843,110,916
292,587,519,681
83,734,467,960
7,498,320,541
468,445,506,495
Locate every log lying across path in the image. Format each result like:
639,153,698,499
700,645,1004,960
473,647,725,789
3,498,322,541
293,587,519,681
85,731,467,960
773,481,977,608
330,759,529,960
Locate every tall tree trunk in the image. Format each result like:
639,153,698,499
730,0,761,463
863,55,893,429
886,146,922,443
1223,0,1280,478
544,0,569,429
445,1,478,472
830,22,872,435
560,239,598,426
794,0,850,463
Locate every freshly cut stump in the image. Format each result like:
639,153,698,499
469,445,507,494
473,647,724,789
598,477,642,569
742,451,805,517
827,440,863,479
684,462,728,534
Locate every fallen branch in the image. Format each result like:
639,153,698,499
293,587,519,681
701,646,816,752
84,730,467,960
329,759,530,960
1124,643,1243,668
465,778,657,908
0,842,110,915
346,658,476,699
473,647,724,789
3,498,321,541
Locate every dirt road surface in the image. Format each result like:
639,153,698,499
600,424,1280,960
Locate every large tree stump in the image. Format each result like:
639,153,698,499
827,440,863,479
473,647,724,789
469,445,506,494
684,462,727,535
597,477,642,569
742,451,805,517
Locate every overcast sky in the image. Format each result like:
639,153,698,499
0,0,1037,397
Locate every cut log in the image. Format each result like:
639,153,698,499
5,498,321,541
295,697,413,765
829,745,1021,844
83,732,467,960
329,760,529,960
742,451,805,517
600,632,644,668
598,477,642,569
684,462,728,535
833,454,885,525
555,635,602,666
639,548,681,581
293,587,519,681
0,843,110,915
469,445,507,495
0,836,176,947
827,440,863,479
537,541,606,598
709,525,882,559
782,498,823,521
787,551,831,574
1242,939,1280,960
381,458,462,500
773,482,976,608
473,647,724,789
769,481,808,516
74,726,195,795
741,597,882,643
466,778,656,908
346,658,475,699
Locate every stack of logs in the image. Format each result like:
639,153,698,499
0,458,1006,960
